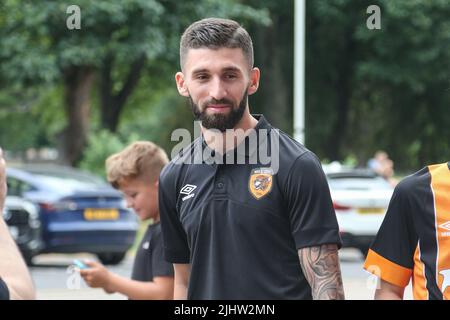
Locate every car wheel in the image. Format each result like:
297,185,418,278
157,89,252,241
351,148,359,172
97,252,127,265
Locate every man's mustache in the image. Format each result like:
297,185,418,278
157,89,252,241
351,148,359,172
202,99,234,108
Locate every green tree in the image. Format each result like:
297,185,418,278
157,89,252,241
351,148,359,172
0,0,269,165
305,0,450,170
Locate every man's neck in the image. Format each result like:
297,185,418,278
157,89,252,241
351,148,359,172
201,111,259,154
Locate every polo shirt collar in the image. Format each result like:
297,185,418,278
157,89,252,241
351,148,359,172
201,114,272,163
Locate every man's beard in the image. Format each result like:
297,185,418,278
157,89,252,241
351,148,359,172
189,91,248,132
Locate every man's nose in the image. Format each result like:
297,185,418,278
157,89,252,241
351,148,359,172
209,77,227,100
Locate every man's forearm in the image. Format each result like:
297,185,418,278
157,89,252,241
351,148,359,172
173,282,188,300
0,218,35,299
298,244,345,300
173,263,190,300
375,279,404,300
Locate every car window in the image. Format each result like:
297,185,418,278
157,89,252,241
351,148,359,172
32,174,104,191
22,169,103,184
327,177,392,191
6,177,35,196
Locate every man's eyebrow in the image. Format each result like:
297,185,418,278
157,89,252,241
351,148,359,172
222,66,242,73
191,68,210,76
191,66,243,76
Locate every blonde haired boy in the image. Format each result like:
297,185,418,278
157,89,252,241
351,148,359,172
80,141,174,299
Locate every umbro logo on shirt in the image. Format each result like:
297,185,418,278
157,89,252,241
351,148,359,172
142,241,149,250
439,221,450,237
181,184,197,201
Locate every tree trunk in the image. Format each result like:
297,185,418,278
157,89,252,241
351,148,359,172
61,66,95,166
252,16,293,134
327,32,356,161
100,54,146,132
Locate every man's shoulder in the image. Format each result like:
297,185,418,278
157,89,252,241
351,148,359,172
394,165,432,199
272,128,320,169
274,129,309,157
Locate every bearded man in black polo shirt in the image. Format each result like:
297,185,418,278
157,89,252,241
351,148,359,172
159,18,344,300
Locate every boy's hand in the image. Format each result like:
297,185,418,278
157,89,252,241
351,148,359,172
79,260,115,294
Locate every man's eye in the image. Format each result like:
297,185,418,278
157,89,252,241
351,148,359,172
196,74,209,80
225,74,237,80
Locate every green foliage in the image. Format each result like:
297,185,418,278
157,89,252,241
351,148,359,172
1,0,449,174
78,129,140,177
306,0,450,171
0,0,270,164
119,84,194,157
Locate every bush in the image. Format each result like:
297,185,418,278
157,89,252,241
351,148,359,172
78,130,141,178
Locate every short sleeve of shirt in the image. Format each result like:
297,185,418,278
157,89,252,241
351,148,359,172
285,152,342,249
159,166,190,263
364,179,418,288
151,228,175,278
0,277,10,300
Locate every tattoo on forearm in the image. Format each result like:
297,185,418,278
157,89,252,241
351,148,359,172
298,244,345,300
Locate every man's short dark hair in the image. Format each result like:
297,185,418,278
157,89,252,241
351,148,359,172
180,18,254,70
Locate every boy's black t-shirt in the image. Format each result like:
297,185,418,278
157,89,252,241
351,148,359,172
131,222,174,281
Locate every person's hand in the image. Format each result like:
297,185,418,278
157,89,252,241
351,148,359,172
79,260,114,294
0,148,7,212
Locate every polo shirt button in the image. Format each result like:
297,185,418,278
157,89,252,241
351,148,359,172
217,182,224,189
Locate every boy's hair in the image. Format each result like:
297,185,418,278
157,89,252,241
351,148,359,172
180,17,254,70
106,141,169,189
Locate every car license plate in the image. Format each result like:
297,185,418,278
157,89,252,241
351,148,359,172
357,208,384,215
84,208,119,220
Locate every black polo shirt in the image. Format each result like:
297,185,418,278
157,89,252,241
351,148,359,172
159,115,341,299
131,222,174,282
0,277,9,300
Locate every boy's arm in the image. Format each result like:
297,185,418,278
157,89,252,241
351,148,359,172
107,274,173,300
80,260,173,300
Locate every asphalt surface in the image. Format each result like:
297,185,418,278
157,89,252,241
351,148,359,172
29,248,412,300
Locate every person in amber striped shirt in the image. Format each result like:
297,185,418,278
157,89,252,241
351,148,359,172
364,161,450,300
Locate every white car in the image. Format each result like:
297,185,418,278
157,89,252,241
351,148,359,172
323,164,394,256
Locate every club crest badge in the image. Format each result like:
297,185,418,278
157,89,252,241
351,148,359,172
249,168,273,200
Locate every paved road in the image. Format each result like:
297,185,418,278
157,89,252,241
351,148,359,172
30,249,412,300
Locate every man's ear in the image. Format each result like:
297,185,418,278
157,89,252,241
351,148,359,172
247,67,260,96
175,72,189,97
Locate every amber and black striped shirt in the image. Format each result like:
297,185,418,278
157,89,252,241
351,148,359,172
364,162,450,300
